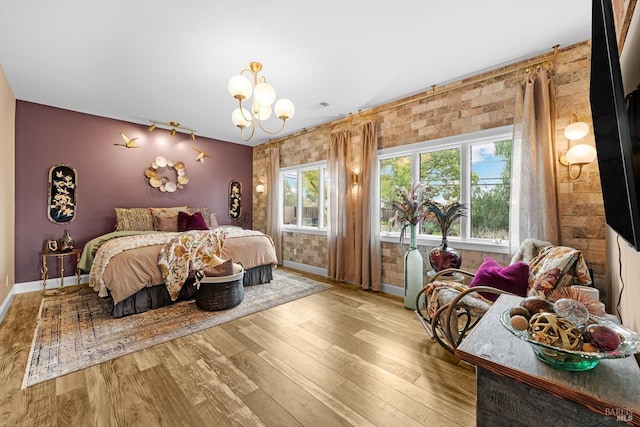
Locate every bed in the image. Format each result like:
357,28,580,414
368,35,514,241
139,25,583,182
80,222,278,317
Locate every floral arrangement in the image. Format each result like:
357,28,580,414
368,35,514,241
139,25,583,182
425,200,467,239
389,182,431,242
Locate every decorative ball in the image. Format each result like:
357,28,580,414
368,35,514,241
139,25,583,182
521,296,554,314
509,306,531,320
582,324,621,351
553,298,590,325
510,315,530,331
528,312,582,350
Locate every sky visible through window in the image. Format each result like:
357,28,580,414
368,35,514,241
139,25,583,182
472,143,508,192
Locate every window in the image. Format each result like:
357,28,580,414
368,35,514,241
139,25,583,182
379,127,512,245
280,162,327,229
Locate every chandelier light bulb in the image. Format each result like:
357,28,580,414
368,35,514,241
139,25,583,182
228,75,252,100
275,98,295,120
253,102,272,120
232,107,252,128
254,82,276,105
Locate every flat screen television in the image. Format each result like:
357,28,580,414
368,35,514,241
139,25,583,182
590,0,640,250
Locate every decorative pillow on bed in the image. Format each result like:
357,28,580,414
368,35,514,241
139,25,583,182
469,257,529,302
188,207,212,228
210,212,219,228
115,208,154,231
151,206,187,231
178,211,209,231
155,215,179,232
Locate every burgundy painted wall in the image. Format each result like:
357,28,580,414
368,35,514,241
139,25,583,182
15,101,253,283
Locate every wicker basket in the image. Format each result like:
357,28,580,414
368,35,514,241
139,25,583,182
195,268,245,311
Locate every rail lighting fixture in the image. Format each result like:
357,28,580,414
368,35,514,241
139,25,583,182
148,120,196,140
228,61,295,142
559,114,596,180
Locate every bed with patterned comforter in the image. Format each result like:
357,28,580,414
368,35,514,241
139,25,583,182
80,227,278,317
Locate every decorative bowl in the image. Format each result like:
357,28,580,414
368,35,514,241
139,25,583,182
500,310,640,371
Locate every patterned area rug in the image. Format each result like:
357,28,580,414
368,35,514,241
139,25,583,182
23,269,331,388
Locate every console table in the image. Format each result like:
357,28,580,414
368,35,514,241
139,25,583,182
456,294,640,426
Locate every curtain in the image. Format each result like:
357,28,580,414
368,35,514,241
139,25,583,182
510,69,559,256
354,121,382,290
266,147,282,264
327,130,349,281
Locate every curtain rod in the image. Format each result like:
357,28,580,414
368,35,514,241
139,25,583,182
268,44,560,142
361,44,559,118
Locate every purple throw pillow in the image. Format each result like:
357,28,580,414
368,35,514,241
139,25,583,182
178,211,209,232
469,257,529,302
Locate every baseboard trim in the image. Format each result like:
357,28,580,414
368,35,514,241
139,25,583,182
0,288,16,325
12,274,90,295
282,261,328,278
282,261,404,298
381,282,404,297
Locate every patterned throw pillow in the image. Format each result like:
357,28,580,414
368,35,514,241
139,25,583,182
527,246,591,297
115,208,154,231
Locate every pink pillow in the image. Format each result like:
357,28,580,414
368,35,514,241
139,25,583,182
178,211,209,232
469,257,529,302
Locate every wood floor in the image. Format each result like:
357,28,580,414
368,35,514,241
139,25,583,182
0,268,477,426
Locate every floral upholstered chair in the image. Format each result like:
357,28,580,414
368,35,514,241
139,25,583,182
415,239,593,353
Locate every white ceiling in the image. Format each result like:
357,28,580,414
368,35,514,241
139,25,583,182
0,0,592,146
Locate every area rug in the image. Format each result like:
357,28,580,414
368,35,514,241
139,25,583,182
22,269,331,388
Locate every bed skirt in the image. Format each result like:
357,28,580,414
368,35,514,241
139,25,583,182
110,264,273,317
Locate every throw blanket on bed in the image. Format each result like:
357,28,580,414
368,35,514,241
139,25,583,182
158,229,226,301
90,233,180,297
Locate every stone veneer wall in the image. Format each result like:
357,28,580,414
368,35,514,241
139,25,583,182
253,41,606,293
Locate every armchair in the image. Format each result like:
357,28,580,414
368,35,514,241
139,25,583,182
415,241,593,354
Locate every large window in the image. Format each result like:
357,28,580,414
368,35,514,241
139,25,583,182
379,127,512,244
280,162,327,229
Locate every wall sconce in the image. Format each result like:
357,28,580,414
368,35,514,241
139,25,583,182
256,176,266,193
559,114,596,179
148,120,197,140
352,171,359,186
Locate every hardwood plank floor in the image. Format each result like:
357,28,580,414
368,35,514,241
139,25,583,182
0,268,476,426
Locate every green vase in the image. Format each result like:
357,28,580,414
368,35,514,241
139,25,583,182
404,224,423,310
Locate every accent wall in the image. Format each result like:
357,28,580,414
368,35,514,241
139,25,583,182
15,101,252,283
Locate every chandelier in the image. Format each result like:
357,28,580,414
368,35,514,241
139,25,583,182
228,61,295,142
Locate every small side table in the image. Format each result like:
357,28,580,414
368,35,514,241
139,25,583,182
40,249,81,296
427,270,465,284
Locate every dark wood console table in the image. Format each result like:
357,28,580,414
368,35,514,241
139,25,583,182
456,294,640,426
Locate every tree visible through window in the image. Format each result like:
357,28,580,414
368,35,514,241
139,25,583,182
470,140,511,240
280,164,327,229
379,128,512,243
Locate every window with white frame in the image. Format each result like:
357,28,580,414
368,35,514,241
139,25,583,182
379,126,513,245
280,162,327,229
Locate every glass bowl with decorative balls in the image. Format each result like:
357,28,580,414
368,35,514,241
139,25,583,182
500,297,640,371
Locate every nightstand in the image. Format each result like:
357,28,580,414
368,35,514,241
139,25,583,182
40,249,81,295
427,270,465,284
